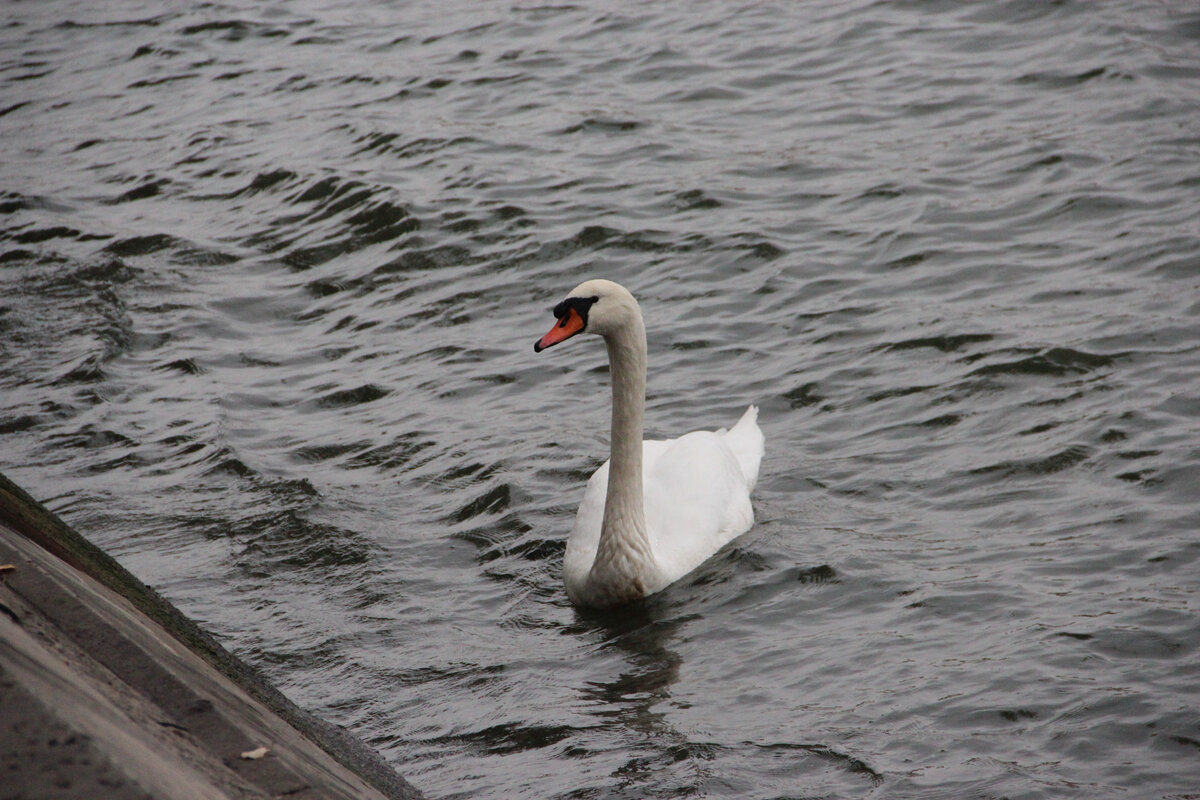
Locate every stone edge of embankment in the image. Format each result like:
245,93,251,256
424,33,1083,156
0,469,423,800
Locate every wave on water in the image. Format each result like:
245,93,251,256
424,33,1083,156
3,1,1200,798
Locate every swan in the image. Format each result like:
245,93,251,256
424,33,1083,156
534,279,764,608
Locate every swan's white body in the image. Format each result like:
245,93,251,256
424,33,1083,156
535,279,764,608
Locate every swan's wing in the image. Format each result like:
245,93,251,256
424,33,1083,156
565,406,763,597
642,430,755,582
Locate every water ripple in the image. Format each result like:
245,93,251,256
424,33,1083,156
3,1,1200,798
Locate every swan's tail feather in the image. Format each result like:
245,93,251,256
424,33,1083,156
725,405,764,490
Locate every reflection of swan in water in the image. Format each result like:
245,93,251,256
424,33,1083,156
534,279,764,609
575,603,685,741
568,601,885,795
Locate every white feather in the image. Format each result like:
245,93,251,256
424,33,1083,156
538,280,764,608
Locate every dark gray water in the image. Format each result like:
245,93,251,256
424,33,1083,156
3,1,1200,797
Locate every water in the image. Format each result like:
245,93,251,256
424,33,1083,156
3,1,1200,796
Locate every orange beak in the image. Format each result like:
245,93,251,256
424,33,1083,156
534,307,585,352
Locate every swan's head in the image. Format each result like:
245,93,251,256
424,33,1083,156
534,279,640,352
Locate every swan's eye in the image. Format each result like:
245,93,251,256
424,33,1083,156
552,296,600,327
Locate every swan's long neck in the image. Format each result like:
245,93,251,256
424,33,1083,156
590,309,653,601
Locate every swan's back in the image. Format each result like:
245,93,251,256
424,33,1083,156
564,405,764,599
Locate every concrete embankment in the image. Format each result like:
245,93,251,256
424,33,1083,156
0,470,423,800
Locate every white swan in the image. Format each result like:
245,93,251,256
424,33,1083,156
534,279,764,608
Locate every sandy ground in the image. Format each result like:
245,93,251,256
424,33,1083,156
0,471,422,800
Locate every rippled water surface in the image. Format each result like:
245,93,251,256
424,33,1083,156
4,1,1200,797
